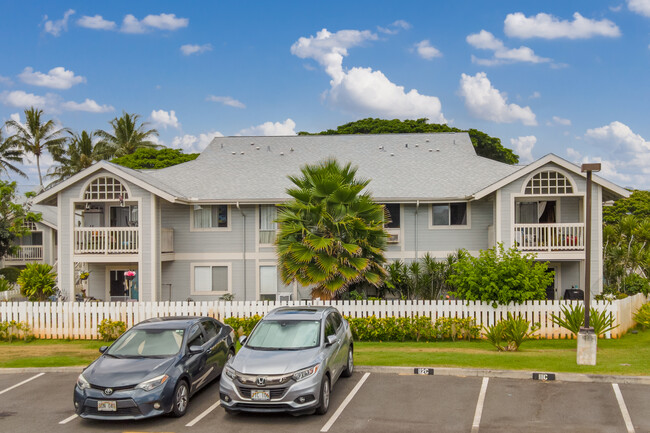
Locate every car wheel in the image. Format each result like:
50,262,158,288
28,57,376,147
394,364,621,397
315,375,330,415
342,346,354,378
170,380,189,417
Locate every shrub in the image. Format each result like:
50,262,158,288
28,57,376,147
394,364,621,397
17,263,57,302
484,314,539,351
0,321,33,342
448,244,553,307
345,315,479,342
633,303,650,329
550,304,619,337
98,319,127,341
620,274,650,296
433,317,481,341
0,267,21,283
224,315,262,337
0,276,12,292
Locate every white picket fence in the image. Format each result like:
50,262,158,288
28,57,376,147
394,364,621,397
1,294,646,340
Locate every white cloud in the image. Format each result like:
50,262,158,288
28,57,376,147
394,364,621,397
121,14,146,33
628,0,650,17
0,90,50,108
530,91,541,99
377,20,411,34
459,72,537,125
172,131,223,153
610,5,624,12
510,136,536,163
504,12,621,39
43,9,75,36
237,119,297,136
546,116,572,126
121,13,188,33
0,75,12,86
566,148,582,159
150,109,180,129
18,67,86,89
77,15,116,30
291,28,445,122
413,40,441,60
180,43,212,56
467,30,551,65
61,99,114,113
206,95,245,109
3,113,22,135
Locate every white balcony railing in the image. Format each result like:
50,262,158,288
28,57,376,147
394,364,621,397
74,227,139,254
514,223,585,252
5,245,44,261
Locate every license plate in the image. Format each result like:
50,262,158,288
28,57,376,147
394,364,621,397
251,390,270,401
97,400,117,412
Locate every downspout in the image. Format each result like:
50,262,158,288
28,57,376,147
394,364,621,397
415,200,420,260
236,202,247,298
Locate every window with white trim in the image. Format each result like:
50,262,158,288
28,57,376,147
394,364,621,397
259,265,291,301
193,205,228,229
259,205,277,244
432,203,467,226
525,171,573,195
84,176,129,200
383,204,400,228
194,265,229,293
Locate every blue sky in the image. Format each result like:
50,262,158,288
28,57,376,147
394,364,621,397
1,0,649,190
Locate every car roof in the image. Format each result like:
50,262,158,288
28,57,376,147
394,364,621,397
135,316,210,329
264,306,336,321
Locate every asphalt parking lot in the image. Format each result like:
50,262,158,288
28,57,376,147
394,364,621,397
0,369,647,433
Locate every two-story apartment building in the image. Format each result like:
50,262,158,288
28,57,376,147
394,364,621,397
32,133,628,302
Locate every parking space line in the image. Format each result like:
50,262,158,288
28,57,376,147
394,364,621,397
612,384,635,433
58,414,78,425
320,372,370,433
185,400,221,427
470,377,489,433
0,373,45,395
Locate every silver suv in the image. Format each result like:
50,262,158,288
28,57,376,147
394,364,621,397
219,306,354,415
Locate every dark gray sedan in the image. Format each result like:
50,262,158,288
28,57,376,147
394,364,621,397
219,306,353,415
74,316,235,420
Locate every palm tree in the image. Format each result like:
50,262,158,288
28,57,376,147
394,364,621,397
96,112,160,159
48,130,101,184
0,128,26,178
276,159,388,298
4,107,68,188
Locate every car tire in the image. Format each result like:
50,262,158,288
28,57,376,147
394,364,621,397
315,375,330,415
170,380,189,417
341,346,354,378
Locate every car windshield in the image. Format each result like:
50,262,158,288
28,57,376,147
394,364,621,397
246,320,320,350
106,328,185,358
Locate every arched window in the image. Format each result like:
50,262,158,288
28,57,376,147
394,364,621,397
524,171,573,195
83,176,130,200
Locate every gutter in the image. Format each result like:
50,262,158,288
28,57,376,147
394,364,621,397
236,202,247,297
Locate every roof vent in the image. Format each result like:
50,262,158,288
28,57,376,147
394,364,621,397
378,146,383,150
425,139,430,142
429,149,433,152
290,147,294,152
453,139,456,145
415,144,419,147
240,151,245,155
231,151,236,155
436,149,440,152
221,143,224,148
390,153,395,156
405,143,408,148
251,142,255,145
256,146,260,150
280,152,284,156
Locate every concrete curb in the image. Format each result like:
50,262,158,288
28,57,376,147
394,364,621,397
0,366,84,374
356,366,650,385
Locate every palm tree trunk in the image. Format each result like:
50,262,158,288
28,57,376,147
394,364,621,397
36,154,43,188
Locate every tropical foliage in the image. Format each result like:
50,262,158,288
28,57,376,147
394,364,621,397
48,130,101,183
448,244,553,307
96,112,160,159
603,190,650,224
633,303,650,329
550,304,618,337
603,214,650,296
276,159,388,298
0,181,41,258
17,263,57,302
298,118,519,164
111,147,199,169
384,253,458,300
0,129,26,178
484,313,539,351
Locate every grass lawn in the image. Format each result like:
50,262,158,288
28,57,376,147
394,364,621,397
0,330,648,375
355,329,650,376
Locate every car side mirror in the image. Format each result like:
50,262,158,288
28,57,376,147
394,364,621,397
238,335,247,346
99,346,108,354
188,345,204,355
326,335,338,347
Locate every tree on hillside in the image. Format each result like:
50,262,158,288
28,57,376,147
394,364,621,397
276,159,388,298
299,118,519,165
111,148,199,169
4,107,68,188
96,112,160,159
0,129,26,179
0,180,41,259
48,130,102,184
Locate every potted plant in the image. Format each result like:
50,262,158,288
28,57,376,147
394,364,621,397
79,271,89,281
124,270,136,281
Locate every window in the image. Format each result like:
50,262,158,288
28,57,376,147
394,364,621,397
259,205,277,244
383,204,400,228
193,205,228,229
193,265,229,293
201,320,219,340
260,265,278,301
432,203,467,226
331,312,342,330
325,315,337,338
525,171,573,195
187,325,205,347
84,176,129,200
19,231,43,246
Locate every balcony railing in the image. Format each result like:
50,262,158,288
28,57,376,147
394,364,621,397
514,223,585,252
5,245,43,261
74,227,139,254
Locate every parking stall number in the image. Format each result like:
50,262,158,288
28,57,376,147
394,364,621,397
414,368,434,375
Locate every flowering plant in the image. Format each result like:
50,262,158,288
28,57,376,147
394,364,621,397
79,272,89,280
124,270,136,278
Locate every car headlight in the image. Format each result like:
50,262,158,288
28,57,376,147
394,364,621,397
292,364,320,382
224,366,236,380
136,374,169,392
76,374,90,390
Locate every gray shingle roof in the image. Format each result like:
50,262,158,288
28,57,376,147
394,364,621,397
146,133,521,201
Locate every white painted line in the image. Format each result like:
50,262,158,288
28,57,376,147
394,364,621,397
58,414,78,425
471,377,490,433
0,373,45,395
612,383,635,433
321,372,370,433
185,400,221,427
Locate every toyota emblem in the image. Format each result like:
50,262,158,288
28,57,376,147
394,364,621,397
256,377,266,386
104,388,113,396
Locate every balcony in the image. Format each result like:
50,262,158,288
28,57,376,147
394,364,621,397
74,227,139,254
514,223,585,252
5,245,43,262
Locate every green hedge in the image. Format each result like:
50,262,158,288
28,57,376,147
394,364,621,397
346,316,480,342
224,315,262,337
